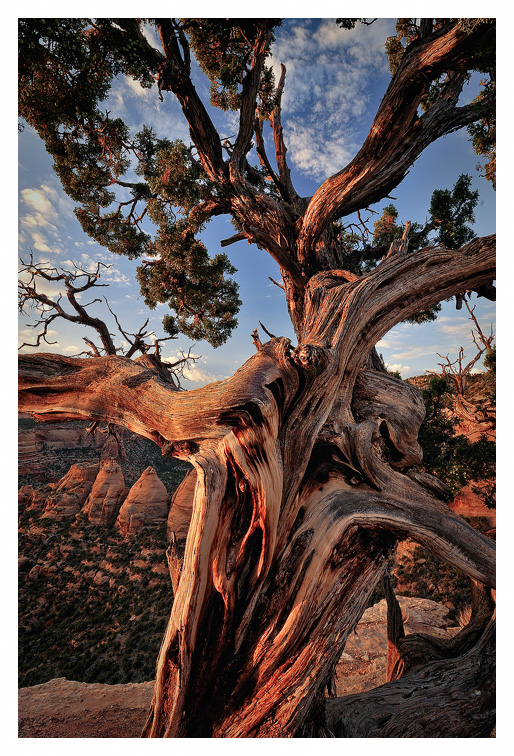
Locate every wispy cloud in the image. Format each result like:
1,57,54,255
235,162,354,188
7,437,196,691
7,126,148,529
269,19,395,182
108,75,190,146
19,181,77,256
390,344,441,361
163,350,229,387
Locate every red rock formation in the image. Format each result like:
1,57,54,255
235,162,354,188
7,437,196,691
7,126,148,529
450,483,496,526
19,483,50,522
116,467,169,535
100,434,127,462
18,485,35,509
82,460,128,525
18,421,133,475
167,469,195,541
41,464,99,519
18,425,103,473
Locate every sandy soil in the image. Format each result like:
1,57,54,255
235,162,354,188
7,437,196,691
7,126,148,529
18,678,154,738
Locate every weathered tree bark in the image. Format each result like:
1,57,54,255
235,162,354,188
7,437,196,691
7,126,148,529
19,236,496,737
326,616,495,737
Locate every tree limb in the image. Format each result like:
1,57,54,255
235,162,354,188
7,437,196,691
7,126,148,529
254,115,285,199
326,617,495,737
297,21,495,262
18,256,117,355
230,24,273,176
155,19,227,182
268,64,301,207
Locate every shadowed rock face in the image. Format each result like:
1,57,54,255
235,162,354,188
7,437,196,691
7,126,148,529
82,460,128,525
116,467,169,535
41,463,100,519
167,468,195,541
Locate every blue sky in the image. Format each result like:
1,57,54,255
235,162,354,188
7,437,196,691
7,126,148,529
18,17,496,386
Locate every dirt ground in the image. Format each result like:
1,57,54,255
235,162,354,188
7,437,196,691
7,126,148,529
18,678,154,738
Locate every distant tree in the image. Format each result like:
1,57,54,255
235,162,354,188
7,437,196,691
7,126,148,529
19,19,495,737
417,374,495,507
428,297,495,426
18,253,199,388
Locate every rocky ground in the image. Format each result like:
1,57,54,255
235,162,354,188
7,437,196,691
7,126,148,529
18,678,154,738
18,596,462,738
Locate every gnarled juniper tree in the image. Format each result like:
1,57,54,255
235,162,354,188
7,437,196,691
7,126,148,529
18,18,495,737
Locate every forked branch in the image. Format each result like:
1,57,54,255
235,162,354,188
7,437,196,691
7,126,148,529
427,297,494,401
297,21,495,262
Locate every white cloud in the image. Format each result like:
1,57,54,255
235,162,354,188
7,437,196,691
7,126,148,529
391,344,440,361
163,350,228,387
63,345,81,354
268,19,395,182
125,76,152,99
19,181,76,257
20,186,57,215
386,363,411,377
108,76,190,145
181,363,222,386
141,22,161,51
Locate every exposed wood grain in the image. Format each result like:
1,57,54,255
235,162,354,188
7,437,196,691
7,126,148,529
19,232,496,736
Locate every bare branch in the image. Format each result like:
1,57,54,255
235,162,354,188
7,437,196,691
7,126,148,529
268,64,301,207
230,24,273,175
19,255,195,389
220,232,247,248
431,300,495,403
251,328,262,351
268,276,285,290
19,254,117,355
162,345,201,389
254,115,285,200
258,320,276,340
386,221,412,258
464,298,494,351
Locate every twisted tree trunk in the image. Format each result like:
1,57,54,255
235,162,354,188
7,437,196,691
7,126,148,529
326,616,495,737
18,237,496,737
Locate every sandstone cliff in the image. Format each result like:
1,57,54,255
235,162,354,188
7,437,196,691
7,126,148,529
116,466,169,535
18,424,103,476
82,460,128,525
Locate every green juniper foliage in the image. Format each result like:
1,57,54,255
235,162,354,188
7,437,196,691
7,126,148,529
418,375,495,507
18,18,242,347
19,19,495,347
